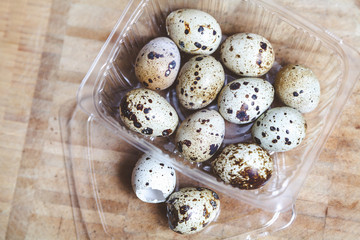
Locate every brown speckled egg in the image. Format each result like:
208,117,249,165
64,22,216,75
275,64,320,113
166,9,222,55
251,107,307,152
135,37,180,90
212,143,273,190
176,55,225,110
220,33,275,77
217,78,274,124
175,109,225,162
166,187,220,234
119,88,178,137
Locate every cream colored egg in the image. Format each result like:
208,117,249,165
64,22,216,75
166,9,222,55
166,187,220,234
251,107,307,152
119,88,178,137
135,37,181,90
220,33,275,77
212,143,273,190
275,64,320,113
175,109,225,162
176,55,225,110
218,78,274,124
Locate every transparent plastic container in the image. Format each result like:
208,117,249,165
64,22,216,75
61,0,360,239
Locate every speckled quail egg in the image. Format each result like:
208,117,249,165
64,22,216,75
251,107,307,152
119,88,178,137
176,55,225,109
220,33,275,77
275,64,320,113
166,9,222,55
218,78,274,124
212,143,273,190
166,187,220,234
175,109,225,162
131,154,176,203
135,37,181,90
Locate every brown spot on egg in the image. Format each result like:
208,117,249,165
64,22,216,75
183,140,192,147
203,206,210,218
236,103,249,121
230,82,241,90
136,104,143,110
120,98,142,128
143,108,151,114
141,127,153,135
194,42,202,48
209,144,219,155
260,41,267,50
179,205,190,214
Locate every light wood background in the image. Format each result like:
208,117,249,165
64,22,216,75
0,0,359,239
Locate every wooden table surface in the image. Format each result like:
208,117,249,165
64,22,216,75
1,0,359,239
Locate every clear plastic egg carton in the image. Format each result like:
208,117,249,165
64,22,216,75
71,0,360,238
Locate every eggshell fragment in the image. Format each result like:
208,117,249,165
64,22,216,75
132,154,176,203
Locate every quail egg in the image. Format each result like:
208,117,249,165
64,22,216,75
176,109,225,162
166,9,222,55
119,88,178,137
220,33,275,76
176,55,225,109
132,154,176,203
166,187,220,234
218,78,274,124
212,143,273,190
275,64,320,113
251,107,307,152
135,37,181,90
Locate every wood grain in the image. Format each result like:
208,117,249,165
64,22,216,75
0,0,359,239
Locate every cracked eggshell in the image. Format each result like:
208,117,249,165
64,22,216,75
166,187,220,234
176,55,225,110
166,9,222,55
251,107,307,152
119,88,179,137
218,78,274,124
175,109,225,162
275,64,320,113
220,33,275,77
135,37,181,90
132,154,176,203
